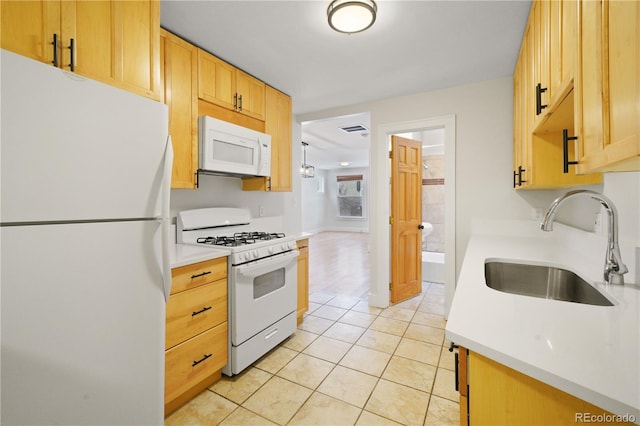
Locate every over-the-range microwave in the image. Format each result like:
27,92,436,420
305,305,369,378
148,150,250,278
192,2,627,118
198,116,271,178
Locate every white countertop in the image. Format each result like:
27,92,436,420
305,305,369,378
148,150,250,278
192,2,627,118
169,243,229,268
446,219,639,420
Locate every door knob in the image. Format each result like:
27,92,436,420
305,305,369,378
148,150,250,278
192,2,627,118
418,224,424,230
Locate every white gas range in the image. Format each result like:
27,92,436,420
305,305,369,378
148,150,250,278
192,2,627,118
177,208,299,375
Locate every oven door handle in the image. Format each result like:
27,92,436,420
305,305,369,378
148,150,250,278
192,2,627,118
235,250,299,277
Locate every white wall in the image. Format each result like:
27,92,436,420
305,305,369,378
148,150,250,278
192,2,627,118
301,169,328,233
298,76,640,308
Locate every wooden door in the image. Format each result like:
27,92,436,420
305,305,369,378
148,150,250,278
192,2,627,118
161,30,198,189
390,135,422,304
1,0,61,66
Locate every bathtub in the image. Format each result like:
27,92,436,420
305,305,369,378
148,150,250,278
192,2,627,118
422,251,445,283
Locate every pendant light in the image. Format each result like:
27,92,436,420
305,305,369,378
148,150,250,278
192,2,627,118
327,0,377,34
301,142,315,178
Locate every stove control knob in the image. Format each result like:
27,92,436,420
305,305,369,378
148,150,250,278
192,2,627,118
268,246,275,254
289,242,297,250
281,243,288,251
253,250,259,259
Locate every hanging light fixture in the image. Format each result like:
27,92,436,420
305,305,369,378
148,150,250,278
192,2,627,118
327,0,377,34
300,142,316,178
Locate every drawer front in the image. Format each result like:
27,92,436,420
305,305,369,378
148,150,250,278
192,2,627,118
166,279,227,349
165,322,228,403
171,257,226,294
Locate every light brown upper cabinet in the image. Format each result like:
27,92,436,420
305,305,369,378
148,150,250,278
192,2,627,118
1,0,161,101
242,86,293,192
575,0,640,173
513,0,602,189
160,29,199,189
198,49,265,121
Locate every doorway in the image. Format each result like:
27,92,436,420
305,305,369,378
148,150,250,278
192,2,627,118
300,112,372,302
373,115,456,317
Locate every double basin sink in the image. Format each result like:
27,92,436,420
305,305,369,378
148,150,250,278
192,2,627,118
485,261,613,306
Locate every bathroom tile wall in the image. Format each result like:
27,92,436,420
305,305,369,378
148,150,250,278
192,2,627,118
422,155,445,253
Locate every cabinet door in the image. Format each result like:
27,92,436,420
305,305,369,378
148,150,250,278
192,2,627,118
60,1,114,80
242,86,292,192
198,49,236,110
535,0,551,108
236,70,266,121
116,0,161,100
605,1,639,168
266,86,292,192
561,0,577,87
468,351,634,424
1,0,61,66
577,0,639,172
296,240,309,323
162,30,199,189
60,0,160,100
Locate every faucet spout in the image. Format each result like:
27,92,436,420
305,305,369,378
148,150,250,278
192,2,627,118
540,190,628,284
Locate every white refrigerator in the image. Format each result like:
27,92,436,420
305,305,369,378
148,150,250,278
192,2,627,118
0,49,172,425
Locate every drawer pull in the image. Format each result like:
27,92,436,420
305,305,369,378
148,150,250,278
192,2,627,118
68,38,75,72
51,34,59,67
192,353,212,367
562,129,579,173
191,271,211,279
264,328,279,340
192,306,212,317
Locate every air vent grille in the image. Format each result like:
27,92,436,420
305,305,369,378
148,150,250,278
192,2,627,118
339,124,368,133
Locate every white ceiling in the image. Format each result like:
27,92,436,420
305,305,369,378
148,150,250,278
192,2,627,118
160,0,531,170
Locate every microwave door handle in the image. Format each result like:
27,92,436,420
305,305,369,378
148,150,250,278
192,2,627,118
257,138,262,173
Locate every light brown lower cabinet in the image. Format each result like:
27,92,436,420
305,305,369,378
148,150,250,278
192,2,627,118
296,239,309,323
457,347,635,425
165,257,228,416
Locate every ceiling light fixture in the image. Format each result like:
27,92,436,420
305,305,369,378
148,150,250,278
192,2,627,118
327,0,377,34
340,161,350,166
301,142,316,178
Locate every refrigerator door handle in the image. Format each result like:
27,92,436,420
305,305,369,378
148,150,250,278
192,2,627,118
159,136,174,301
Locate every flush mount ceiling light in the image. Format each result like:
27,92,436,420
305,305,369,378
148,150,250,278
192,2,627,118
327,0,377,34
301,142,316,178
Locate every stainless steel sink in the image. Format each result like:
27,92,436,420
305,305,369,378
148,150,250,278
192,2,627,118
484,261,613,306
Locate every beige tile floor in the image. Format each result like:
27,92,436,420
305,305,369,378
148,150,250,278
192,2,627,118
165,282,459,426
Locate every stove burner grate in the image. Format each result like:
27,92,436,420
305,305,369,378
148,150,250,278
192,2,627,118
196,232,286,247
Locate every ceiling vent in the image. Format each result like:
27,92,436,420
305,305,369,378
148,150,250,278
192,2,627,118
339,124,368,133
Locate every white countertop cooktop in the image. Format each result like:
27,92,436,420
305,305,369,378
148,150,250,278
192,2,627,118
446,220,639,420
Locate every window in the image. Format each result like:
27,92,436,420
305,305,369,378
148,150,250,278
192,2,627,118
337,175,364,218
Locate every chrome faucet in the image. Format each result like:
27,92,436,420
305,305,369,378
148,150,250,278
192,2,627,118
540,190,628,284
